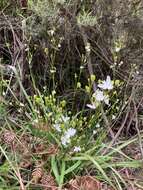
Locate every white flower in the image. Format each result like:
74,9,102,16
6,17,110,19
61,136,70,146
49,30,54,36
61,116,70,123
19,103,25,107
58,43,61,48
80,66,84,70
96,123,100,128
93,130,97,135
86,103,96,109
87,89,110,109
53,124,61,132
94,90,110,105
65,128,76,138
85,42,91,53
115,47,120,52
93,90,104,101
98,76,113,90
73,146,81,152
61,128,76,146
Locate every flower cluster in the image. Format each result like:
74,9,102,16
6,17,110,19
53,115,70,132
52,115,77,147
98,76,113,90
61,128,76,146
32,93,81,152
87,76,113,109
53,123,61,132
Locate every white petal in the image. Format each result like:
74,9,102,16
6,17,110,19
96,123,100,128
93,130,97,135
73,146,81,152
104,96,109,105
86,104,96,109
61,116,70,122
65,128,76,138
106,76,111,82
98,76,113,90
61,136,70,146
95,90,104,101
53,124,61,132
98,83,106,90
106,76,113,89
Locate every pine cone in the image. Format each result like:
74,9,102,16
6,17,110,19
68,176,101,190
41,174,57,190
47,144,58,155
2,130,15,145
32,167,43,183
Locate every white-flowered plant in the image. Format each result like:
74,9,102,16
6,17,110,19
86,103,96,109
53,114,70,132
61,128,76,146
61,136,70,146
98,76,113,90
96,123,100,128
52,114,77,146
30,75,123,159
93,89,105,101
53,123,61,132
49,113,77,148
61,115,70,123
87,75,113,109
65,128,76,138
73,146,81,152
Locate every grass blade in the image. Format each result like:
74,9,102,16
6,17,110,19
65,161,81,174
83,154,115,188
51,155,60,184
59,160,66,187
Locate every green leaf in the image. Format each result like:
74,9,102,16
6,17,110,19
83,154,115,188
59,160,66,186
65,161,81,174
51,155,60,184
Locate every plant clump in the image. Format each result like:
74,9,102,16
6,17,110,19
0,0,143,190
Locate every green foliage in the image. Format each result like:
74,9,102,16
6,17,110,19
28,0,58,19
0,0,9,10
0,0,143,189
13,76,140,188
77,10,97,26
